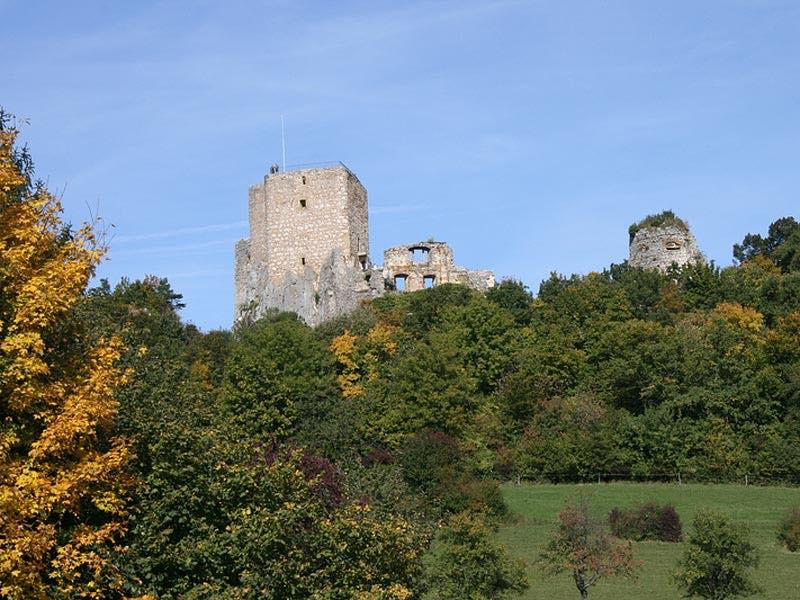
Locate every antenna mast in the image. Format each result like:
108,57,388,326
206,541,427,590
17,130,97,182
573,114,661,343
281,114,287,172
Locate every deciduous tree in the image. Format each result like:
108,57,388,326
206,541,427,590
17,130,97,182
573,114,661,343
539,496,639,599
674,511,760,600
0,112,133,598
424,511,527,600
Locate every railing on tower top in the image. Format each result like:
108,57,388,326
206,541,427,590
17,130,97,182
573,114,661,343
264,161,361,184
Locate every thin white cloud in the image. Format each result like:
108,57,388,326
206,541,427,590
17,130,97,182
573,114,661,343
110,238,237,257
115,220,247,243
371,204,427,215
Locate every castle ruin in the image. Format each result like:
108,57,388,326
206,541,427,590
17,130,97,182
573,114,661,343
628,212,705,271
383,242,494,293
234,163,494,325
234,166,707,324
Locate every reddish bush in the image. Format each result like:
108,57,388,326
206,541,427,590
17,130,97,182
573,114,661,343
399,429,461,492
609,502,682,542
297,449,344,508
257,441,344,508
361,446,394,468
777,506,800,552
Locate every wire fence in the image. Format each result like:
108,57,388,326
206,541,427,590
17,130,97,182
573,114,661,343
510,472,799,487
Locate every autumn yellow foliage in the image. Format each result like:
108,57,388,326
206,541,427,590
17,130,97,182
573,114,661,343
330,324,399,398
0,118,134,598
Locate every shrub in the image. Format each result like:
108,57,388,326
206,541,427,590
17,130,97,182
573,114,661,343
628,210,689,243
494,445,516,479
258,442,344,509
777,506,800,552
674,510,760,600
440,478,508,519
399,429,462,494
609,502,683,542
425,511,527,600
362,446,395,468
398,430,508,519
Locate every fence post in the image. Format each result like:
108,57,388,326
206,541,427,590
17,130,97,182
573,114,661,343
678,472,682,486
745,474,749,486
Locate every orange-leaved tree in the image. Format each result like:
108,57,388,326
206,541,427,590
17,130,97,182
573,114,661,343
539,496,640,600
0,112,134,599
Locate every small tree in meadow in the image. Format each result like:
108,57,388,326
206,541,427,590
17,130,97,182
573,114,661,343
425,511,528,599
539,497,640,599
675,511,761,600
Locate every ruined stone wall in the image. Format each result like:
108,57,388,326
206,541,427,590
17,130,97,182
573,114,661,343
629,224,704,271
234,238,254,311
248,183,268,264
382,241,495,292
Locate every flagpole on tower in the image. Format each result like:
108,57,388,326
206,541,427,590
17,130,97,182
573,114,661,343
281,114,287,172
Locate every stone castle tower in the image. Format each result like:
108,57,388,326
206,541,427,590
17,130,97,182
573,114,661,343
628,212,705,271
234,163,494,325
235,164,383,325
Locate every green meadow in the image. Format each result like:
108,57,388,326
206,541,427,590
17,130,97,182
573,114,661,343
498,483,800,600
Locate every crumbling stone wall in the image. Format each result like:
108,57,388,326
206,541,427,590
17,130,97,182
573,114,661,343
382,241,495,292
629,223,705,271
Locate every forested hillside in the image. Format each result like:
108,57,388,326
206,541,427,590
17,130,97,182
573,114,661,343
77,215,800,598
3,112,800,598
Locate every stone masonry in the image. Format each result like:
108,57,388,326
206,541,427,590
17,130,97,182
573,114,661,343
382,242,495,292
629,219,705,272
234,163,494,325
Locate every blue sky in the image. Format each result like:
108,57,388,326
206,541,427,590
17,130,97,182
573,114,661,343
4,0,799,330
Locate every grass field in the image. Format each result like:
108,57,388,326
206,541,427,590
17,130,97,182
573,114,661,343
497,483,800,600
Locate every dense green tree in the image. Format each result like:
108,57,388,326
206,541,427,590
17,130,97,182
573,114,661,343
586,319,680,412
363,325,479,444
734,216,800,272
221,310,338,443
534,272,634,345
123,427,425,599
424,511,527,600
486,279,535,326
436,296,519,394
497,339,587,427
372,283,476,337
514,394,620,481
398,429,507,518
607,262,676,322
675,511,760,600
